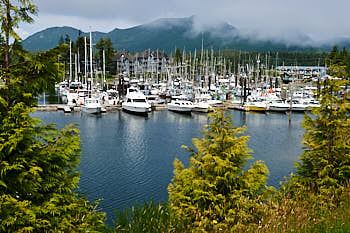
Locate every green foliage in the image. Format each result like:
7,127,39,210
174,48,182,64
58,35,64,45
328,64,347,77
0,43,68,107
168,110,271,231
326,45,350,77
114,200,184,233
0,0,38,42
0,1,106,231
0,100,106,232
95,37,115,72
65,34,70,44
242,183,350,233
295,79,350,191
0,193,105,233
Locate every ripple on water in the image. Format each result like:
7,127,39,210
31,110,304,224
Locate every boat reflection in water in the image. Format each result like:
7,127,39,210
31,110,303,224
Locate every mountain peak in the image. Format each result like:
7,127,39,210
21,16,338,52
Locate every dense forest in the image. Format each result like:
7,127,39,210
220,50,328,68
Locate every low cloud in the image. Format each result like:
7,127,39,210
19,0,350,45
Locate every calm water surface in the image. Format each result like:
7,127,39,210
32,109,304,223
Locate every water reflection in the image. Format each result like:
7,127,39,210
31,109,304,224
37,90,62,105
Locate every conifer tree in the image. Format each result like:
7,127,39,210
174,48,182,65
58,35,64,45
0,1,106,231
95,37,115,71
296,79,350,191
168,110,270,231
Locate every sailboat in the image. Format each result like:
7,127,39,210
81,32,102,114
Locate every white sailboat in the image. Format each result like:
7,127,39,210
81,32,102,114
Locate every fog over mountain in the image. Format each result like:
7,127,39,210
23,16,326,52
22,15,347,53
19,0,350,48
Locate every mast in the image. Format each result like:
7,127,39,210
103,49,106,89
69,41,72,82
193,48,197,83
89,31,93,87
74,53,78,82
77,48,80,74
84,37,87,85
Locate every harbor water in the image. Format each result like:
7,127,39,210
31,109,304,223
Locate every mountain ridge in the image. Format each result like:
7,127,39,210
22,16,340,53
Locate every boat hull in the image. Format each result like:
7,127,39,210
192,107,209,113
122,104,150,116
81,106,101,114
244,105,267,112
291,107,306,112
122,108,148,116
268,106,289,112
168,106,192,114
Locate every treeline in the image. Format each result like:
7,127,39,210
220,50,328,68
57,34,116,81
326,45,350,77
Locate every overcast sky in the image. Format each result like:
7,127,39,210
18,0,349,44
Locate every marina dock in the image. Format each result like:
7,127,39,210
34,104,171,112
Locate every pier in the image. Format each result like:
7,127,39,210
34,104,172,112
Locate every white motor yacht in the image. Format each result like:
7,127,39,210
122,87,151,116
286,99,307,112
168,96,193,114
146,95,165,106
81,96,102,114
267,99,290,112
168,100,194,114
243,96,267,112
192,96,213,113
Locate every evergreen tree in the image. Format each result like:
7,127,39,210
328,45,339,65
174,48,182,65
168,110,270,231
95,37,115,73
295,79,350,192
58,35,64,45
65,34,70,44
0,1,106,231
0,0,37,109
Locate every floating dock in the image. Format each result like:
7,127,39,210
35,103,231,113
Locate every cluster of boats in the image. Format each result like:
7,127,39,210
56,77,322,117
229,88,320,113
122,87,220,116
56,81,119,114
52,30,325,117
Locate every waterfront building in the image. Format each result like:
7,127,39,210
276,66,326,81
112,50,169,76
